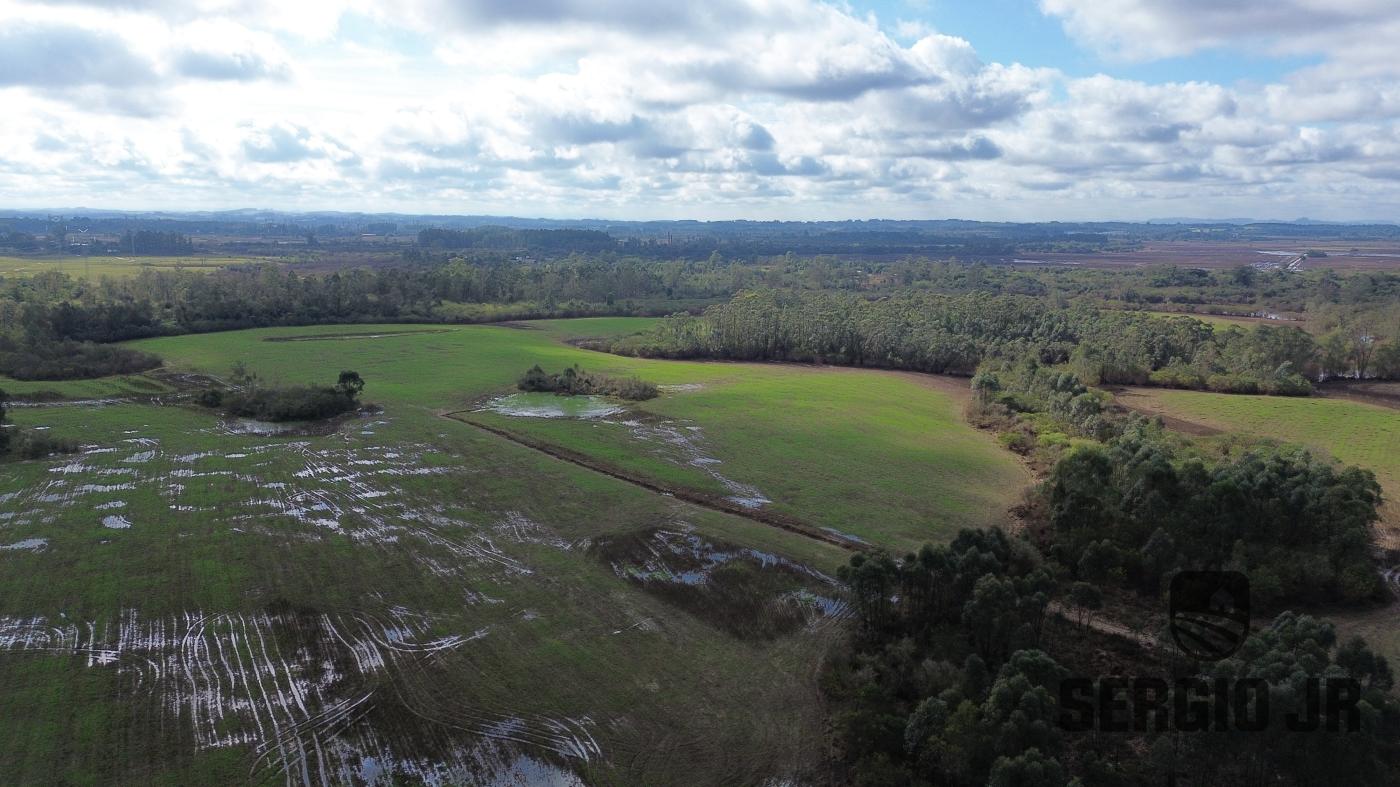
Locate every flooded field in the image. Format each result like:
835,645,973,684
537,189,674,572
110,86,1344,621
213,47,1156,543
593,528,849,639
480,394,773,510
0,607,591,785
481,393,625,420
0,394,847,783
0,319,1026,782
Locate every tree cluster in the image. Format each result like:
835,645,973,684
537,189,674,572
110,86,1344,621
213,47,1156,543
0,336,161,380
115,230,194,255
825,530,1074,786
1148,613,1399,785
198,369,365,422
517,364,658,400
1044,425,1383,603
613,289,1327,394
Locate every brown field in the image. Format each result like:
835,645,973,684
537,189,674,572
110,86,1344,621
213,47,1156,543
1013,240,1400,270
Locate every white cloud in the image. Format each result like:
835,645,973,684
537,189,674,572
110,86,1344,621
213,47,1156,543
1039,0,1400,62
0,0,1398,219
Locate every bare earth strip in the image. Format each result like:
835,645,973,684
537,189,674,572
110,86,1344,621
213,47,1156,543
1109,387,1225,436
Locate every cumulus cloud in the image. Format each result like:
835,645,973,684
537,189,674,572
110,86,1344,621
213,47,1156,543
1039,0,1397,61
0,8,297,117
1,0,1400,219
0,22,158,88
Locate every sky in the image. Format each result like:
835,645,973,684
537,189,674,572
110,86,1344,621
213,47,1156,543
2,0,1400,222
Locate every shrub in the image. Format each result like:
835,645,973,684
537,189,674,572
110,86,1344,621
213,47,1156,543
10,429,79,459
195,388,224,408
0,340,162,381
197,369,366,422
516,365,658,400
220,386,359,422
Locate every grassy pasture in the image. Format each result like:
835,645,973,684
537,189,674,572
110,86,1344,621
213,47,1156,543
134,318,1029,551
0,255,268,279
0,372,173,400
1128,309,1316,333
0,316,1034,783
2,382,848,782
1117,387,1400,530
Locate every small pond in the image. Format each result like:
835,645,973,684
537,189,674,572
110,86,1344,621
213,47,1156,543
481,393,624,419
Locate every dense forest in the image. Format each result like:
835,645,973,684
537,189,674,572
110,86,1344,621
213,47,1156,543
825,530,1400,786
605,289,1394,392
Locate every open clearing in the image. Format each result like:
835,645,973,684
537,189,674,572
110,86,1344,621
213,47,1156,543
0,255,270,279
0,317,1027,783
1115,386,1400,533
1114,385,1400,664
1013,240,1400,271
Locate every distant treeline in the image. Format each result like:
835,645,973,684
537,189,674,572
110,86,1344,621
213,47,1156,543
604,290,1400,393
0,259,743,378
3,258,739,344
418,227,616,252
5,253,1400,382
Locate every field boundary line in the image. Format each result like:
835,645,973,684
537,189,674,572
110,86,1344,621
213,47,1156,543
439,409,862,552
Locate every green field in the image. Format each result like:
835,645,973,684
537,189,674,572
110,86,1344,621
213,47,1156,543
0,255,268,279
1116,386,1400,663
0,318,1029,783
1118,387,1400,525
133,319,1028,551
1133,309,1315,333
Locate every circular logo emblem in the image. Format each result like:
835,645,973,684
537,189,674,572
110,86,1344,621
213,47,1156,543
1169,571,1250,660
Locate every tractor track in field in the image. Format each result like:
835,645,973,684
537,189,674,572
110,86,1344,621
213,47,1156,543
438,409,863,553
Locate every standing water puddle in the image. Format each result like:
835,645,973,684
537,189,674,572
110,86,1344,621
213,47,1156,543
481,393,623,419
482,393,771,508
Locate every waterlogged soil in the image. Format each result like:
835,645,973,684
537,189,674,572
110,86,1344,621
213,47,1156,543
2,390,846,783
480,393,772,509
591,528,849,640
480,392,624,420
0,605,591,785
0,409,608,783
217,405,386,437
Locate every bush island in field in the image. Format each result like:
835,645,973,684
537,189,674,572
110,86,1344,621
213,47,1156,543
517,364,657,400
0,338,161,381
0,389,78,459
199,369,366,422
